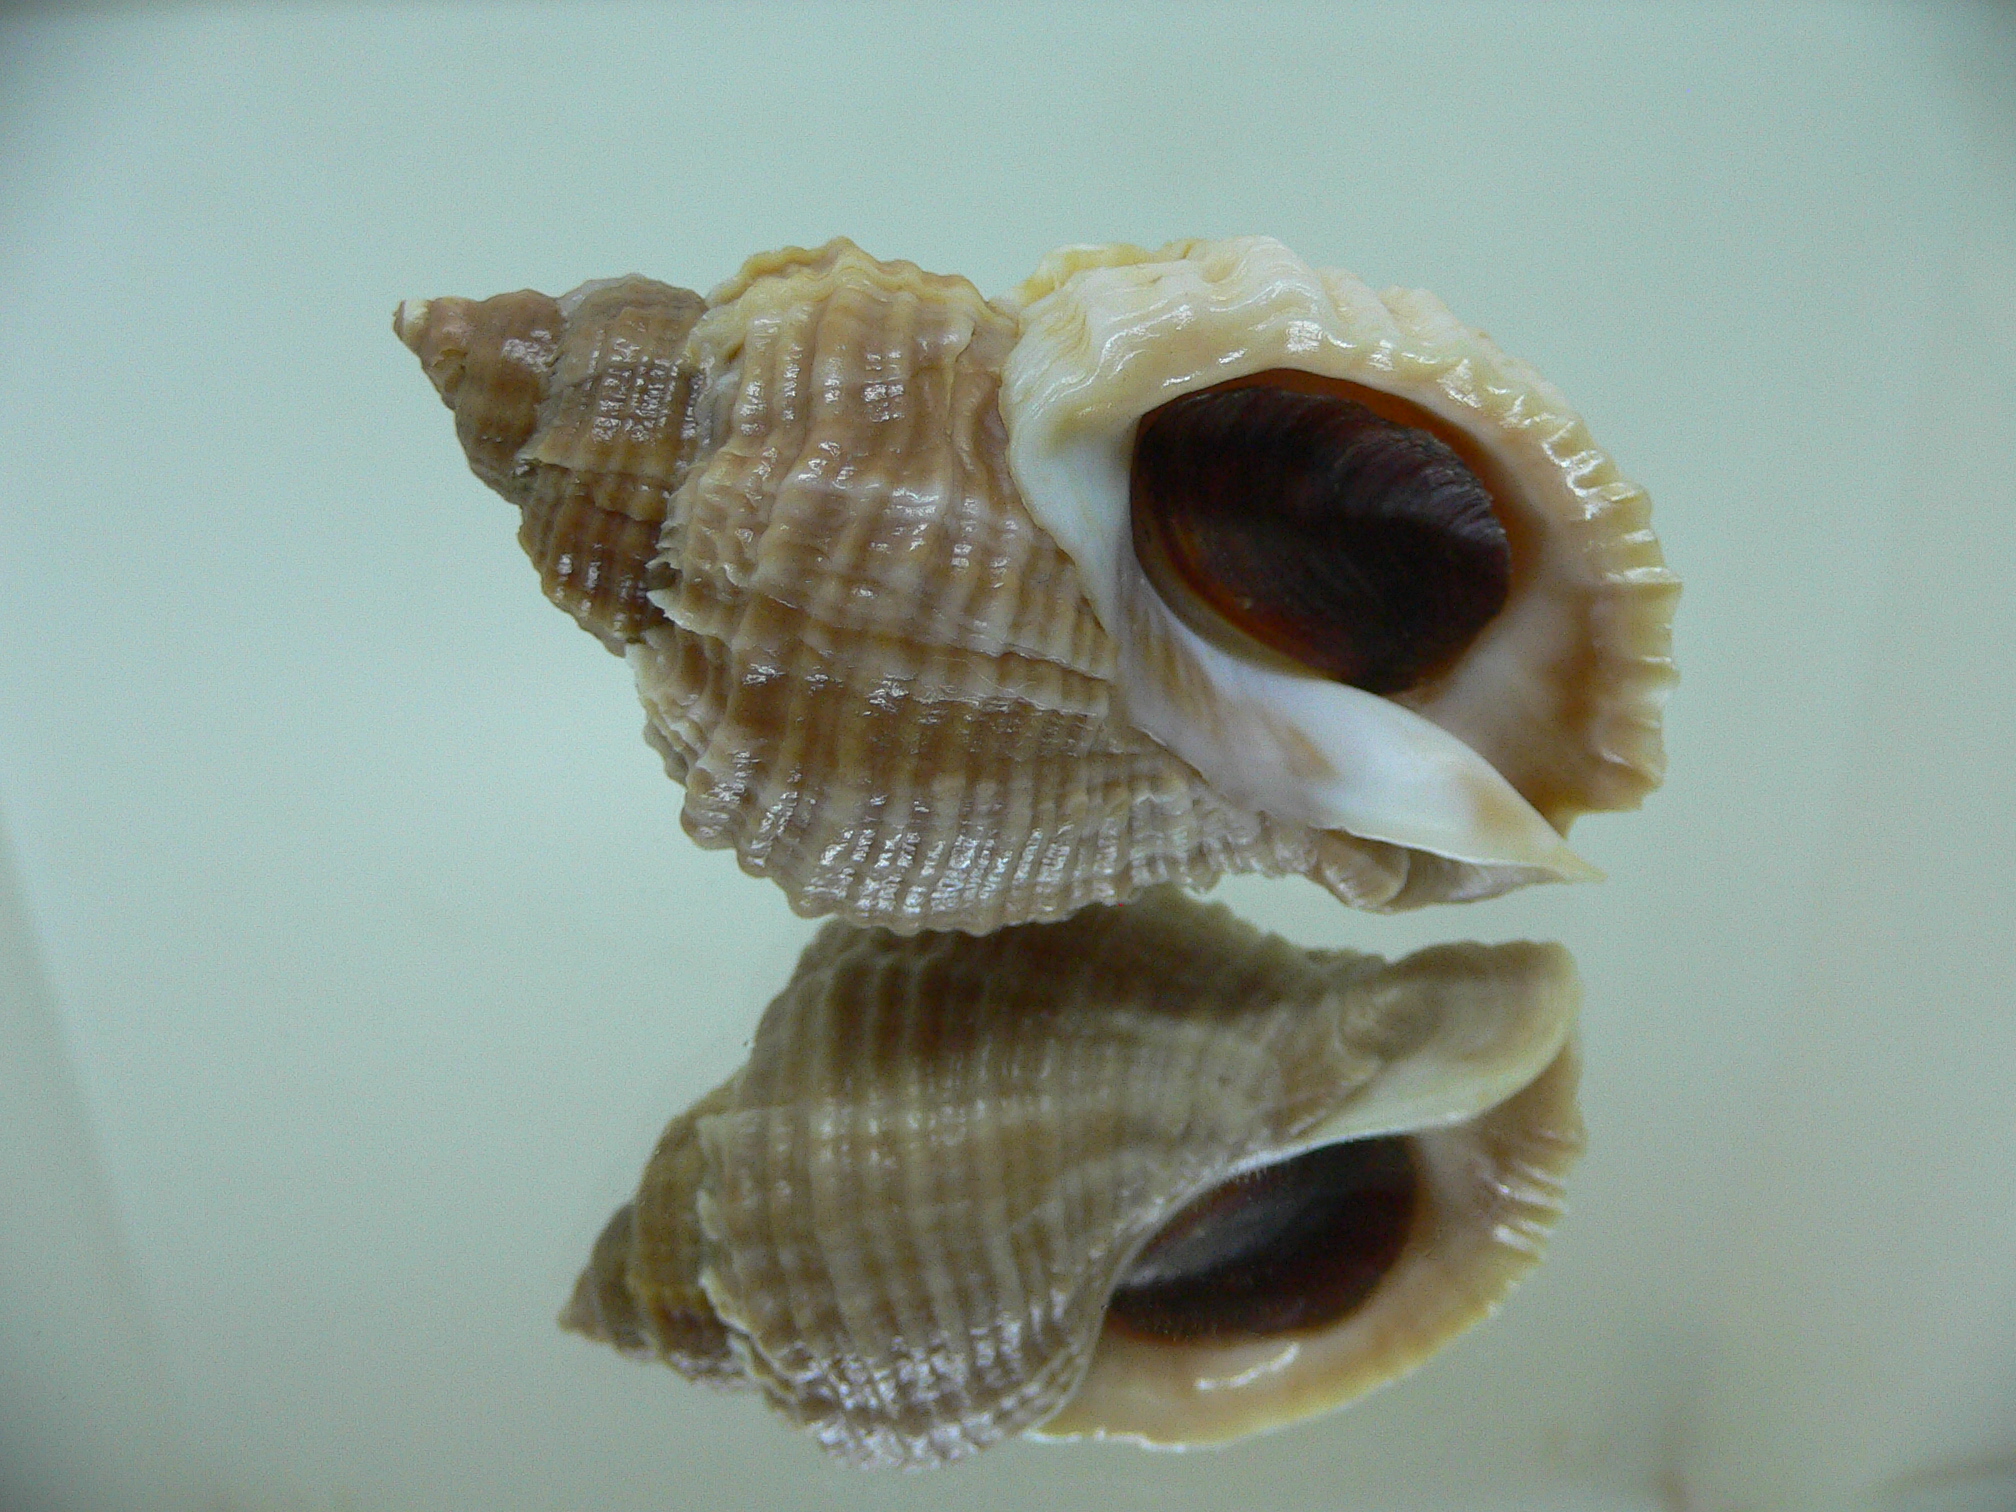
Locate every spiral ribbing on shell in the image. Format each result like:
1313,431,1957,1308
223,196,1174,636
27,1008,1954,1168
396,237,1676,931
561,889,1583,1466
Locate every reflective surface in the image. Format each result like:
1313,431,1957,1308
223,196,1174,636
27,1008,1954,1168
2,5,2013,1511
564,894,1580,1465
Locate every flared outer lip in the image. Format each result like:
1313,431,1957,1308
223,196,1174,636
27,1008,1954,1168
1033,1037,1586,1449
998,236,1677,880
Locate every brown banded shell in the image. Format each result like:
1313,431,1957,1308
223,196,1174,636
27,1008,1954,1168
396,236,1676,932
398,276,709,651
560,888,1584,1467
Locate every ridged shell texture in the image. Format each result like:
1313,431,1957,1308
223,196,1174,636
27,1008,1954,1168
388,237,1649,1467
395,237,1677,934
563,889,1583,1466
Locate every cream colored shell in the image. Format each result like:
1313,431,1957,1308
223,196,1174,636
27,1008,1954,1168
395,237,1676,932
561,888,1584,1467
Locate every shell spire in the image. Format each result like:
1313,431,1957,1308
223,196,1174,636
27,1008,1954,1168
396,274,710,650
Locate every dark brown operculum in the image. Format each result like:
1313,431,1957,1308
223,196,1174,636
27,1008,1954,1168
1105,1136,1418,1342
397,279,708,653
1130,375,1512,695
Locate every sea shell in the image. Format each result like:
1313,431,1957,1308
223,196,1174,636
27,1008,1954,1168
561,888,1584,1467
395,238,1676,933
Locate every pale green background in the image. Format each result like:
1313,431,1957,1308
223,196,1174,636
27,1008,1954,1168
2,4,2013,1511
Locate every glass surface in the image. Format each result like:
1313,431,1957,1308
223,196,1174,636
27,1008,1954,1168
2,4,2012,1510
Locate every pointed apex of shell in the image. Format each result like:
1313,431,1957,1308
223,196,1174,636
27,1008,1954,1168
556,1268,606,1341
392,298,431,355
558,1203,652,1357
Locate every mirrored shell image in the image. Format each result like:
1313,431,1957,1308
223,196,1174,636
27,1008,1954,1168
561,888,1584,1467
395,237,1677,933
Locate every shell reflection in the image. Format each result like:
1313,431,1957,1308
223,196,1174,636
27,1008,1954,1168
562,888,1583,1467
396,237,1676,934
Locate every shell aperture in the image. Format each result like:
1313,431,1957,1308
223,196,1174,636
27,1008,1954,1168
1001,237,1676,887
397,236,1675,931
1131,378,1512,696
1105,1135,1418,1342
560,888,1584,1467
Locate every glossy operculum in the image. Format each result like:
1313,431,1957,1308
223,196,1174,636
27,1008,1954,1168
1131,373,1512,695
1107,1136,1417,1342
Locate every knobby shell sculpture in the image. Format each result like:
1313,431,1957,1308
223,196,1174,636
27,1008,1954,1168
395,237,1676,933
561,888,1584,1467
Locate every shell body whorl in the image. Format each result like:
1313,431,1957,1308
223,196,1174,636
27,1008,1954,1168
397,237,1677,932
562,889,1583,1467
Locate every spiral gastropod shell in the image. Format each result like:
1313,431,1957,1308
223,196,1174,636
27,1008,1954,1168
561,888,1584,1467
396,237,1676,932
